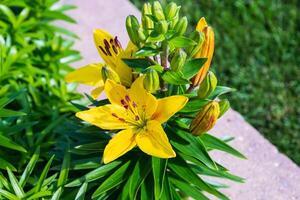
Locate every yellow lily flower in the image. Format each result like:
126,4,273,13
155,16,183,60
76,76,188,163
193,17,215,86
65,29,137,99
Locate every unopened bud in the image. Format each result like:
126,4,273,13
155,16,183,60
101,66,120,83
157,20,168,34
126,15,140,45
197,71,217,99
152,1,165,20
170,49,187,71
187,31,205,57
190,101,220,136
142,3,154,34
143,69,160,93
174,16,188,35
218,99,230,118
164,2,178,20
137,28,147,42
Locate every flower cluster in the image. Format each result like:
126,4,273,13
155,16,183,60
66,1,232,164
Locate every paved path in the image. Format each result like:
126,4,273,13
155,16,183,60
59,0,300,199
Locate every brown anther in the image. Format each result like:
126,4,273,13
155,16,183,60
125,95,131,102
105,46,112,56
121,99,126,105
124,105,129,109
132,102,137,108
99,46,107,56
103,39,110,48
110,39,114,44
114,36,122,49
111,113,118,118
135,116,140,121
112,45,118,54
118,118,126,122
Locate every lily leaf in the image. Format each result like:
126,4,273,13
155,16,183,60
169,36,197,48
162,71,190,85
182,58,207,79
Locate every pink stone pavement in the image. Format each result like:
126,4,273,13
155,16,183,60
59,0,300,199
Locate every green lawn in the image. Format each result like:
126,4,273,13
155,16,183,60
130,0,300,164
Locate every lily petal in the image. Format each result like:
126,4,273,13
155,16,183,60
136,120,176,158
91,86,104,99
65,63,104,86
104,128,136,163
196,17,208,32
129,76,158,118
76,104,129,130
104,79,129,107
93,29,122,69
151,95,188,123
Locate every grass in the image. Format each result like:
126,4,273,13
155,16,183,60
130,0,300,164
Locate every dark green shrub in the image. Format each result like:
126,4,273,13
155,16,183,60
130,0,300,164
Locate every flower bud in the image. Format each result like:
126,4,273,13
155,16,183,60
197,71,217,99
170,49,187,71
164,2,178,20
137,28,147,42
186,31,205,58
126,15,140,46
152,1,165,21
192,17,215,86
143,69,160,93
101,65,120,83
174,16,188,36
157,20,168,34
169,10,179,29
190,101,220,136
218,99,230,118
142,3,154,34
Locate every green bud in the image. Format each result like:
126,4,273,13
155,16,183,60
142,3,154,34
101,66,120,83
126,15,140,45
157,20,168,34
186,31,205,57
197,71,217,99
152,1,165,20
169,9,179,29
218,99,230,118
170,49,187,71
174,16,188,35
137,28,147,42
164,2,178,20
190,101,220,136
144,69,160,93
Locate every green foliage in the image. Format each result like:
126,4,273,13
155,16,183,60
130,0,300,164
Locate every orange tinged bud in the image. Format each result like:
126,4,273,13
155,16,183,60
192,17,215,86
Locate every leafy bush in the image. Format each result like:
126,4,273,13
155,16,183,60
130,0,300,164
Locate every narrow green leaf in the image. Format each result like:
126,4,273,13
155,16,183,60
152,158,168,200
167,126,217,169
0,135,27,153
0,189,19,200
27,191,52,200
159,174,173,200
0,108,26,117
0,158,16,171
168,157,229,200
19,147,40,187
43,11,76,23
179,99,209,113
122,58,153,70
75,182,88,200
50,187,62,200
129,157,151,200
57,150,71,187
66,160,122,187
35,155,54,192
134,47,160,57
208,86,236,99
182,58,207,79
169,36,197,48
0,5,17,28
201,134,246,159
170,177,209,200
7,168,24,198
162,71,190,85
92,160,132,198
0,88,25,109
